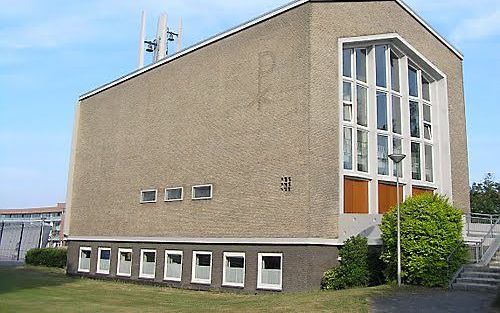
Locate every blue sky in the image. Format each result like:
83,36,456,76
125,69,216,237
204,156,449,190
0,0,499,209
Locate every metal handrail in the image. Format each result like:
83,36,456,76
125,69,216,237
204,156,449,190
477,216,500,259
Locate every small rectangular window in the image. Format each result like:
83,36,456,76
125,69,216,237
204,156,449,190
343,128,353,170
356,85,368,127
355,48,367,82
97,248,111,274
117,248,132,277
392,96,402,134
343,48,352,78
422,77,430,101
192,184,212,200
425,145,434,182
192,251,212,284
411,142,421,180
357,130,368,172
223,252,245,287
375,45,387,88
376,92,388,131
164,250,183,281
78,247,91,273
390,52,400,92
257,253,282,290
409,101,420,138
408,67,418,97
377,135,389,175
140,249,156,279
165,187,183,202
140,189,157,203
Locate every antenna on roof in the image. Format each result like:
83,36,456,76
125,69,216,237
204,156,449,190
177,17,182,53
138,11,182,68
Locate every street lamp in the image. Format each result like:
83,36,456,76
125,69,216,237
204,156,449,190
389,153,406,287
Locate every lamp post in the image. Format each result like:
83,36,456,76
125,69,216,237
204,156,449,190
389,153,406,287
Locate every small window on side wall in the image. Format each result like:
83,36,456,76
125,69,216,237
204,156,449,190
139,249,156,279
117,248,132,277
140,189,157,203
164,250,183,281
191,251,212,284
165,187,183,202
223,252,245,287
97,247,111,274
78,247,91,273
257,253,282,290
192,184,212,200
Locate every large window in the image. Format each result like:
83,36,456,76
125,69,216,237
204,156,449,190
257,253,282,290
78,247,91,273
191,251,212,284
97,247,111,274
222,252,245,287
139,249,156,279
117,248,132,277
164,250,183,281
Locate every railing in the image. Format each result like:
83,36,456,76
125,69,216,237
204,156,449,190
464,213,500,236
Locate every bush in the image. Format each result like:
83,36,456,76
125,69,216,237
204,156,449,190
25,248,67,268
322,235,369,290
380,193,467,287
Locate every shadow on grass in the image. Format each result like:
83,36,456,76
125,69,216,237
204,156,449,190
0,266,71,295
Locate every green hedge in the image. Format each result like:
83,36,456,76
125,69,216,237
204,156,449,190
322,235,370,290
380,194,467,287
25,248,67,268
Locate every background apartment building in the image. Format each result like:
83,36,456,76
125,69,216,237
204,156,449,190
65,0,469,292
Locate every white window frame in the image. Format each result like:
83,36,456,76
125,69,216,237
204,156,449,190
140,189,157,203
139,249,156,279
191,184,213,200
164,250,183,281
191,251,212,284
78,246,92,273
257,252,283,291
222,252,245,288
96,247,111,274
164,187,183,202
116,248,133,277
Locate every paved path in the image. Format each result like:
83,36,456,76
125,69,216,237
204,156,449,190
0,260,24,268
371,288,498,313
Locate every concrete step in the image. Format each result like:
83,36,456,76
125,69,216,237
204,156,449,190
456,277,500,286
461,271,500,279
464,266,500,273
452,282,497,292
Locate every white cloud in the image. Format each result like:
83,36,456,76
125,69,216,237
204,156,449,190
451,9,500,42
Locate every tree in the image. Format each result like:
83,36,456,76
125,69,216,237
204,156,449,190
470,173,500,215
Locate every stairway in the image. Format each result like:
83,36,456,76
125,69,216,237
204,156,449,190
452,249,500,292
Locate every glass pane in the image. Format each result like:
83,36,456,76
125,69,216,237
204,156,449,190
197,254,211,266
343,103,352,122
343,128,353,170
167,188,182,200
356,48,367,82
377,92,388,130
356,85,368,127
423,104,431,123
119,252,132,275
425,145,434,182
408,67,418,97
225,256,244,284
142,191,156,202
80,250,91,270
166,254,182,279
377,135,389,175
422,77,430,101
375,45,387,87
409,101,420,138
195,254,211,280
262,256,281,270
343,49,352,77
393,137,403,177
357,130,369,172
392,96,402,134
142,252,156,276
411,142,421,180
194,186,211,198
390,52,400,92
424,124,432,140
343,81,352,102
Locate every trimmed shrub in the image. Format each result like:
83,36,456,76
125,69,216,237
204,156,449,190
25,248,67,268
380,193,467,287
322,235,369,290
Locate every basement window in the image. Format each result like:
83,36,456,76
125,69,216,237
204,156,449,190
257,253,282,290
164,250,183,281
78,247,91,273
139,249,156,279
223,252,245,287
191,251,212,284
140,189,157,203
165,187,183,202
117,248,132,277
192,185,212,200
97,247,111,274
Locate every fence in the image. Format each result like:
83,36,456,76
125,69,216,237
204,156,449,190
464,213,500,237
0,221,50,261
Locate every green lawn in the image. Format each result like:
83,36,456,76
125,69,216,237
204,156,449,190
0,266,394,313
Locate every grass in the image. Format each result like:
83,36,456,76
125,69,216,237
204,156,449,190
0,266,396,313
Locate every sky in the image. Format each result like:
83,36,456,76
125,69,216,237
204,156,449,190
0,0,499,209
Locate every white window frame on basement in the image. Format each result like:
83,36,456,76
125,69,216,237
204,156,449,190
164,250,183,282
78,246,92,273
96,247,111,274
164,187,183,202
139,249,157,279
257,252,283,291
191,251,212,284
222,252,245,288
191,184,213,200
140,189,157,203
116,248,133,277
